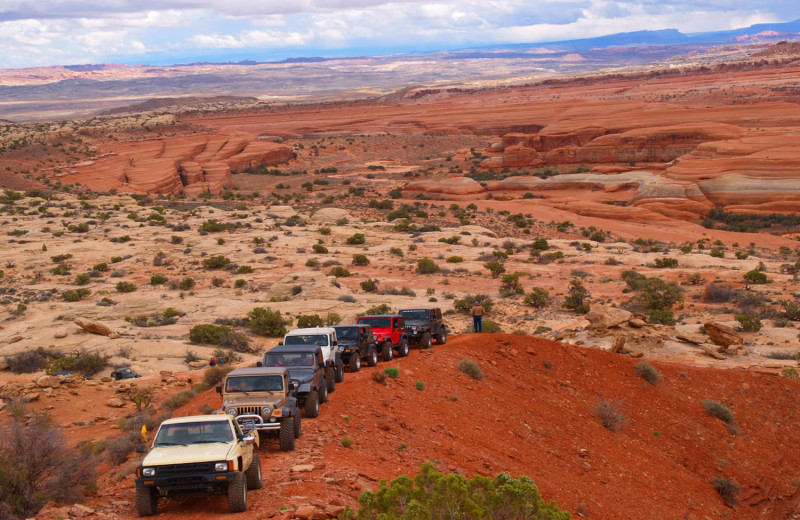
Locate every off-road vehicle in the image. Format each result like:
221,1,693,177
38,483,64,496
111,366,141,380
332,323,379,372
356,314,409,361
216,367,300,451
262,344,329,418
399,307,447,348
282,327,344,392
134,414,260,516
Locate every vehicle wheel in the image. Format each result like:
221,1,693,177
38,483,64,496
437,329,447,345
382,341,393,361
294,411,302,438
336,362,345,382
227,472,247,513
326,367,336,393
135,486,158,517
245,453,263,490
367,348,378,366
305,390,320,418
319,379,329,403
398,338,410,357
421,332,432,349
350,353,361,372
279,417,295,451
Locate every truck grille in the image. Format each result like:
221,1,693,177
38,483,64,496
155,462,215,476
236,406,263,416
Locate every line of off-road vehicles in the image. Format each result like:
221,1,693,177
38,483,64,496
134,307,447,516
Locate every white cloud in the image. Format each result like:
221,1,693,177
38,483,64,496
190,29,313,48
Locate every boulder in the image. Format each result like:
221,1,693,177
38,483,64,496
676,332,706,345
106,397,125,408
701,344,727,360
0,357,7,371
68,504,94,518
293,504,317,520
54,329,68,339
628,318,647,328
585,306,633,330
74,318,114,336
703,322,743,348
179,162,205,185
311,207,349,224
37,375,60,389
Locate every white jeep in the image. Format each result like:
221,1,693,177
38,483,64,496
282,327,344,392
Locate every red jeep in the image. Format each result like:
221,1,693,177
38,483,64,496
356,314,409,361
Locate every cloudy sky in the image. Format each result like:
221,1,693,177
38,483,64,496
0,0,797,68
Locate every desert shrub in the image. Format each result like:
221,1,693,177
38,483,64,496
384,367,400,378
341,435,354,448
115,281,136,293
563,279,590,314
346,233,366,245
203,255,231,269
0,410,97,519
365,303,391,315
313,244,329,254
389,247,403,257
499,273,524,296
297,314,324,328
483,260,505,278
329,266,351,277
150,274,167,285
162,390,195,411
338,295,357,303
325,312,342,326
74,273,91,285
734,314,762,332
199,219,232,232
524,287,549,308
360,278,379,293
712,477,740,507
467,319,502,333
458,359,483,380
622,271,683,310
416,257,440,274
648,309,675,325
372,371,387,385
635,362,661,385
781,368,800,379
780,300,800,321
743,270,768,285
445,256,464,263
415,381,425,391
594,398,627,432
203,365,233,387
353,462,569,520
234,279,247,288
685,273,704,285
703,284,735,303
352,254,370,266
248,307,286,336
703,400,735,424
654,257,679,268
211,277,225,287
190,324,233,344
453,295,494,314
709,248,725,258
237,265,253,274
123,387,155,412
46,349,109,377
7,349,50,373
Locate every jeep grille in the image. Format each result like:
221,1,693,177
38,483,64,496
155,462,216,476
236,406,264,416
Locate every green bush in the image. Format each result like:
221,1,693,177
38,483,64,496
237,265,253,274
499,273,524,296
297,314,324,328
115,281,136,293
202,255,230,269
524,288,549,308
74,273,91,285
190,324,233,344
563,279,589,314
415,381,425,391
313,244,329,254
453,295,494,314
248,307,286,336
484,260,505,278
389,247,403,257
352,254,370,266
93,262,109,272
735,314,762,332
46,349,109,377
648,309,675,325
325,312,342,326
346,233,366,245
150,274,167,285
360,279,379,293
743,270,768,285
384,367,400,378
234,279,246,288
458,360,483,380
709,248,724,258
445,256,463,263
654,257,679,268
329,266,351,277
199,219,232,232
365,303,391,315
416,257,440,274
63,288,90,302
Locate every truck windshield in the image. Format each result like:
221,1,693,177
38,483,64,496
265,352,316,367
225,375,284,392
285,334,329,347
335,327,359,340
154,421,234,446
400,310,429,321
359,317,391,328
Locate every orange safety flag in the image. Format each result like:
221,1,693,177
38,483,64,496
141,424,148,442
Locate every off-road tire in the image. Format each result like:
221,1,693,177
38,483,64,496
326,367,336,393
398,338,410,357
227,472,248,513
245,453,263,490
336,361,345,382
437,329,447,345
421,332,432,349
382,341,393,361
367,347,378,366
350,353,361,372
279,417,295,451
319,377,329,403
294,411,302,438
135,486,158,517
305,390,320,418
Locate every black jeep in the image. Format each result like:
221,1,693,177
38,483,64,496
332,324,379,372
398,307,447,348
261,345,329,418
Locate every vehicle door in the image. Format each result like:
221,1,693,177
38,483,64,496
234,420,254,467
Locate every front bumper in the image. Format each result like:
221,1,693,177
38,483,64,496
235,413,281,431
136,470,239,492
405,329,429,342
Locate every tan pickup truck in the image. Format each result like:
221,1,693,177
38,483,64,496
134,414,261,516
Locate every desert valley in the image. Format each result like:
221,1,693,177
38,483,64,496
2,36,800,520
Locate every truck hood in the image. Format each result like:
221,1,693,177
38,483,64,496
287,368,315,383
223,393,282,407
143,443,235,466
404,320,427,327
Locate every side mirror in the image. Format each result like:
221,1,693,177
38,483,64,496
216,385,222,395
289,381,298,391
242,436,256,446
256,361,263,368
135,444,148,454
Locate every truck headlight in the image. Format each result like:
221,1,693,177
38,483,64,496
226,407,237,416
214,462,228,472
261,406,271,417
142,467,155,477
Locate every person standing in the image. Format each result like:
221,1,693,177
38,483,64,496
471,302,485,333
